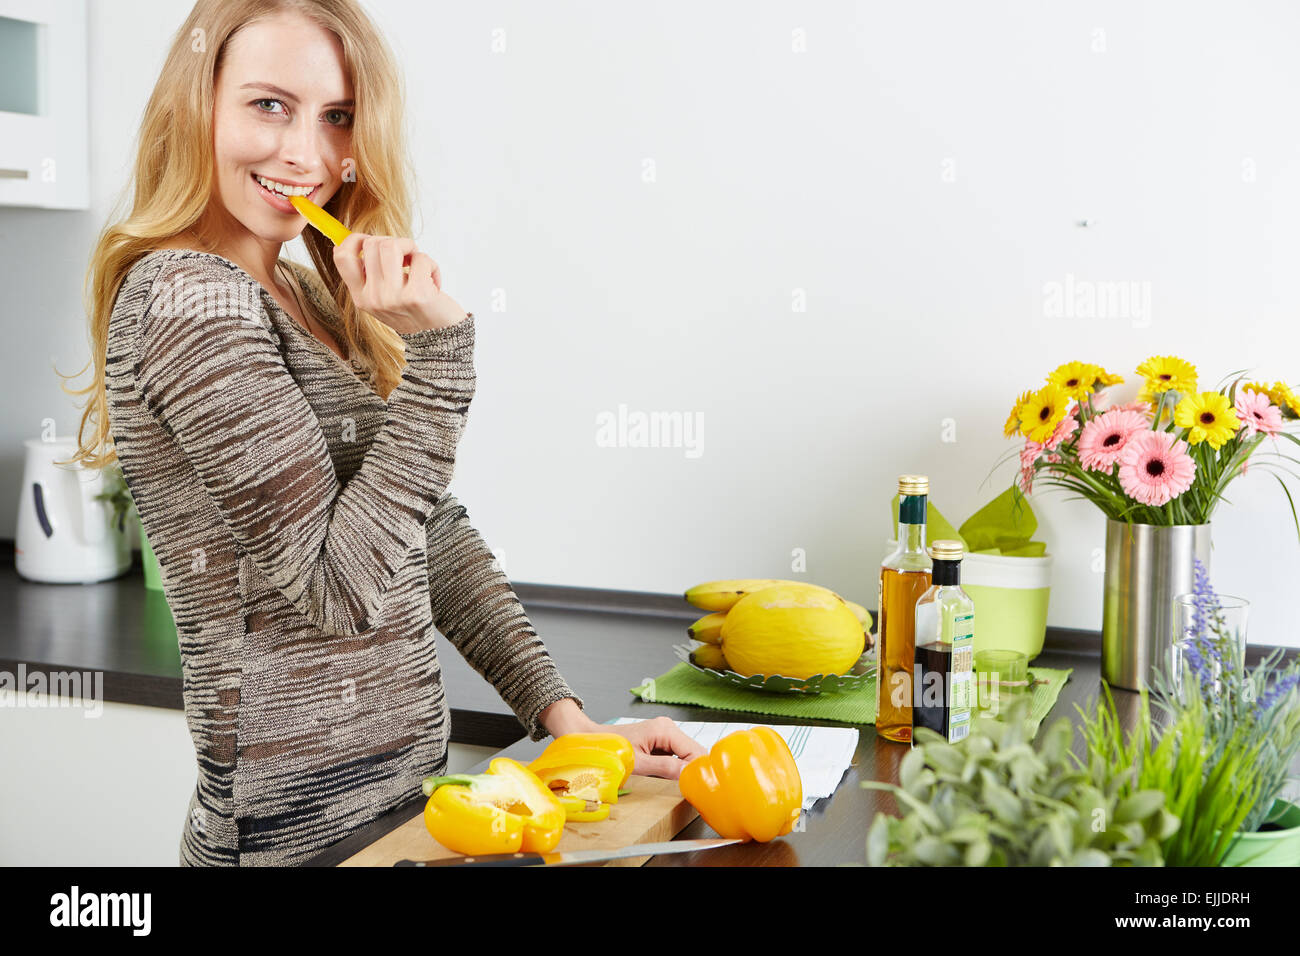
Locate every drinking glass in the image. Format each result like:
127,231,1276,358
973,649,1029,718
1169,593,1249,698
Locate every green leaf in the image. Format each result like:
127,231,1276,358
982,778,1024,826
866,813,892,866
1115,790,1166,824
912,837,961,866
898,746,927,792
965,838,993,866
925,741,966,776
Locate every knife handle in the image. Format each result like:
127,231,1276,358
394,853,549,867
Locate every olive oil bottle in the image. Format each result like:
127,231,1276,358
876,475,932,743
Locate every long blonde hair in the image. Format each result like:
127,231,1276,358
62,0,418,470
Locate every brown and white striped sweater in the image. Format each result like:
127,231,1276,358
105,249,581,866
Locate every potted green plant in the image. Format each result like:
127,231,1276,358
1174,560,1300,865
96,462,163,590
1082,559,1300,866
92,462,134,537
861,695,1178,866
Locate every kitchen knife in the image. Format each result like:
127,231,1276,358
394,837,741,867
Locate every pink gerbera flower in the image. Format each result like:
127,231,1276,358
1076,409,1148,472
1235,388,1283,439
1117,430,1196,506
1043,406,1079,452
1018,440,1043,494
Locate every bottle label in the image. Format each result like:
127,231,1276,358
947,612,974,742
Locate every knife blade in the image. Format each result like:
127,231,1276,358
394,837,741,867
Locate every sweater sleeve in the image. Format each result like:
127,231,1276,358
424,492,583,740
133,257,476,637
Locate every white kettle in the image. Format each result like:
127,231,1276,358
14,437,132,583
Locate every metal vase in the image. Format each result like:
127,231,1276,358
1101,519,1212,691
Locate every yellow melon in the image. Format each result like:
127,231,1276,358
719,583,865,679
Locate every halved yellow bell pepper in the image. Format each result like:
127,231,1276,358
528,748,625,805
678,726,803,843
530,733,635,788
421,757,567,855
526,733,636,821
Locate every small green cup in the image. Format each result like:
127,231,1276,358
974,649,1029,715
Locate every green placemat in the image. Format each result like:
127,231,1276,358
630,664,1073,737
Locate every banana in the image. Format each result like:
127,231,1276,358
687,611,727,644
690,644,729,671
683,578,802,612
843,599,873,634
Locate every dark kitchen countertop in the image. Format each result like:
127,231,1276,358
4,546,1294,867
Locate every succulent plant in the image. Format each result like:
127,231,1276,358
862,696,1179,866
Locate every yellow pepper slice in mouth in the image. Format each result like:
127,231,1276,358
421,757,567,855
287,194,351,246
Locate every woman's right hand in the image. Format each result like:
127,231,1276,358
333,232,470,335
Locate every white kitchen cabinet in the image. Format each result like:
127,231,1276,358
0,0,88,209
0,693,495,865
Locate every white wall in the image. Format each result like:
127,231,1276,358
2,0,1298,645
0,692,495,865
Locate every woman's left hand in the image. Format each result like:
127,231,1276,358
607,716,709,780
540,699,708,779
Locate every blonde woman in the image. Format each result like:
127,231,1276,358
65,0,705,866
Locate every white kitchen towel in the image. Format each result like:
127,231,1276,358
610,717,858,809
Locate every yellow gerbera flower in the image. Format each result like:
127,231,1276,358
1136,355,1197,398
1174,391,1241,449
1019,384,1071,444
1237,379,1273,400
1004,389,1033,438
1270,381,1300,420
1047,362,1101,401
1095,367,1124,387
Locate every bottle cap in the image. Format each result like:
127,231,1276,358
898,474,929,495
929,539,964,560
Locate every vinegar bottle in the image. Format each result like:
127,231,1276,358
876,474,932,743
913,540,976,742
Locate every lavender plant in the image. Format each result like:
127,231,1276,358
1154,559,1300,834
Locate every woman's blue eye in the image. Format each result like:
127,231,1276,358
253,99,352,127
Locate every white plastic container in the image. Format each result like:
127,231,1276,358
884,541,1053,661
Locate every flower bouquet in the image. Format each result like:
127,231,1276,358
998,356,1300,689
1003,356,1300,527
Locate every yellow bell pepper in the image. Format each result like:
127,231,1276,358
678,726,803,843
527,732,636,821
530,732,635,788
528,748,625,806
421,757,567,855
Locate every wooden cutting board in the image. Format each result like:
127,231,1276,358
339,773,699,867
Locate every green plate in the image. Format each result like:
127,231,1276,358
673,642,876,695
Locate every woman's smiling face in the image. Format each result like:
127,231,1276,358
211,10,353,242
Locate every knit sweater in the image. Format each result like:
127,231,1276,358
105,249,582,866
